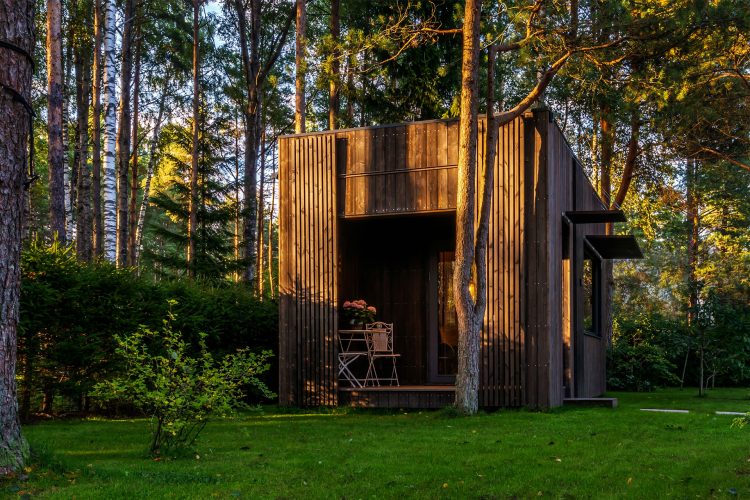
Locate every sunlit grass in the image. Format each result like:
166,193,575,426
5,388,750,498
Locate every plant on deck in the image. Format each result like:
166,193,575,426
342,299,376,325
92,301,274,455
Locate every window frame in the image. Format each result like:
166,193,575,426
582,242,602,338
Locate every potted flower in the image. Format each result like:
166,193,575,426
342,299,376,328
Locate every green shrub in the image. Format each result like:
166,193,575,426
92,302,274,455
18,241,278,417
607,342,680,391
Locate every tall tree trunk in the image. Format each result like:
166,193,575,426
613,108,640,207
256,131,265,297
453,0,482,414
345,53,355,126
127,22,142,266
328,0,339,130
102,0,117,261
75,40,93,261
64,17,75,239
295,0,306,133
599,105,613,212
134,80,168,267
233,0,293,285
47,0,66,243
92,0,103,256
233,113,241,282
268,146,276,296
188,0,200,277
686,158,700,393
116,0,135,267
0,0,34,473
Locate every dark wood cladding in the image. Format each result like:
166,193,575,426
278,133,338,406
477,116,526,407
336,120,459,217
279,111,610,409
339,387,455,409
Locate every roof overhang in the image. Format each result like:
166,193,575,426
584,235,644,259
564,210,627,224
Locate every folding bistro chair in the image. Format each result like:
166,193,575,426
364,322,400,386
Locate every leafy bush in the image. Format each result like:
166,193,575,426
19,241,278,418
92,303,274,455
607,342,680,391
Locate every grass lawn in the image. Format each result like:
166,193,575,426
6,388,750,498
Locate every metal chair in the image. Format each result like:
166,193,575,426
338,332,368,388
364,322,400,386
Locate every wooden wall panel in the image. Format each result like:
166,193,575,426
337,120,459,217
278,134,338,406
476,116,526,408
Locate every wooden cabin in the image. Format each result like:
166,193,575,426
277,109,642,409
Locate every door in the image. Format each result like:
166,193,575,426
429,250,459,383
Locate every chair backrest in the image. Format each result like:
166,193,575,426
366,322,393,353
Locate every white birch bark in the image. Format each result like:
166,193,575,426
102,0,117,261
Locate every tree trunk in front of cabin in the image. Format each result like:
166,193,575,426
328,0,340,130
188,0,200,277
295,0,306,133
65,12,76,240
128,22,142,266
92,0,103,257
102,0,118,262
47,0,67,244
116,0,135,267
453,0,482,415
0,0,34,473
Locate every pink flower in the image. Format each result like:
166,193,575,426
367,306,376,313
343,301,351,308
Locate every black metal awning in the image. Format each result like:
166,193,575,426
584,235,644,259
564,210,627,224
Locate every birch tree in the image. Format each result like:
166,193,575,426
0,0,34,473
102,0,117,261
92,0,104,256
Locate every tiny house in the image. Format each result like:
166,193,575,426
277,109,641,409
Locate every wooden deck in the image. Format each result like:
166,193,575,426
339,385,455,409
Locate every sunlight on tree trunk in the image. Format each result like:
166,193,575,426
0,0,34,474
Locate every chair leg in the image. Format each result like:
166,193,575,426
391,358,399,387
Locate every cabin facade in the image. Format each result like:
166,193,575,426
277,109,641,409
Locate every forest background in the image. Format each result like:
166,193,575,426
14,0,750,416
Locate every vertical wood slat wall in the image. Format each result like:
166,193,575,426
278,134,338,406
279,113,609,408
477,116,526,407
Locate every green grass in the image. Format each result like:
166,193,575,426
6,388,750,498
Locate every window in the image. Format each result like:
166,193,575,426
582,249,601,336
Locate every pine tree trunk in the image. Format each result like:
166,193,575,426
47,0,67,244
134,81,168,267
127,22,141,266
233,114,241,282
295,0,306,133
268,148,276,296
453,0,482,415
92,0,104,257
64,17,75,239
75,40,93,261
0,0,34,473
188,0,200,277
116,0,134,267
256,131,265,297
102,0,117,262
328,0,339,130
